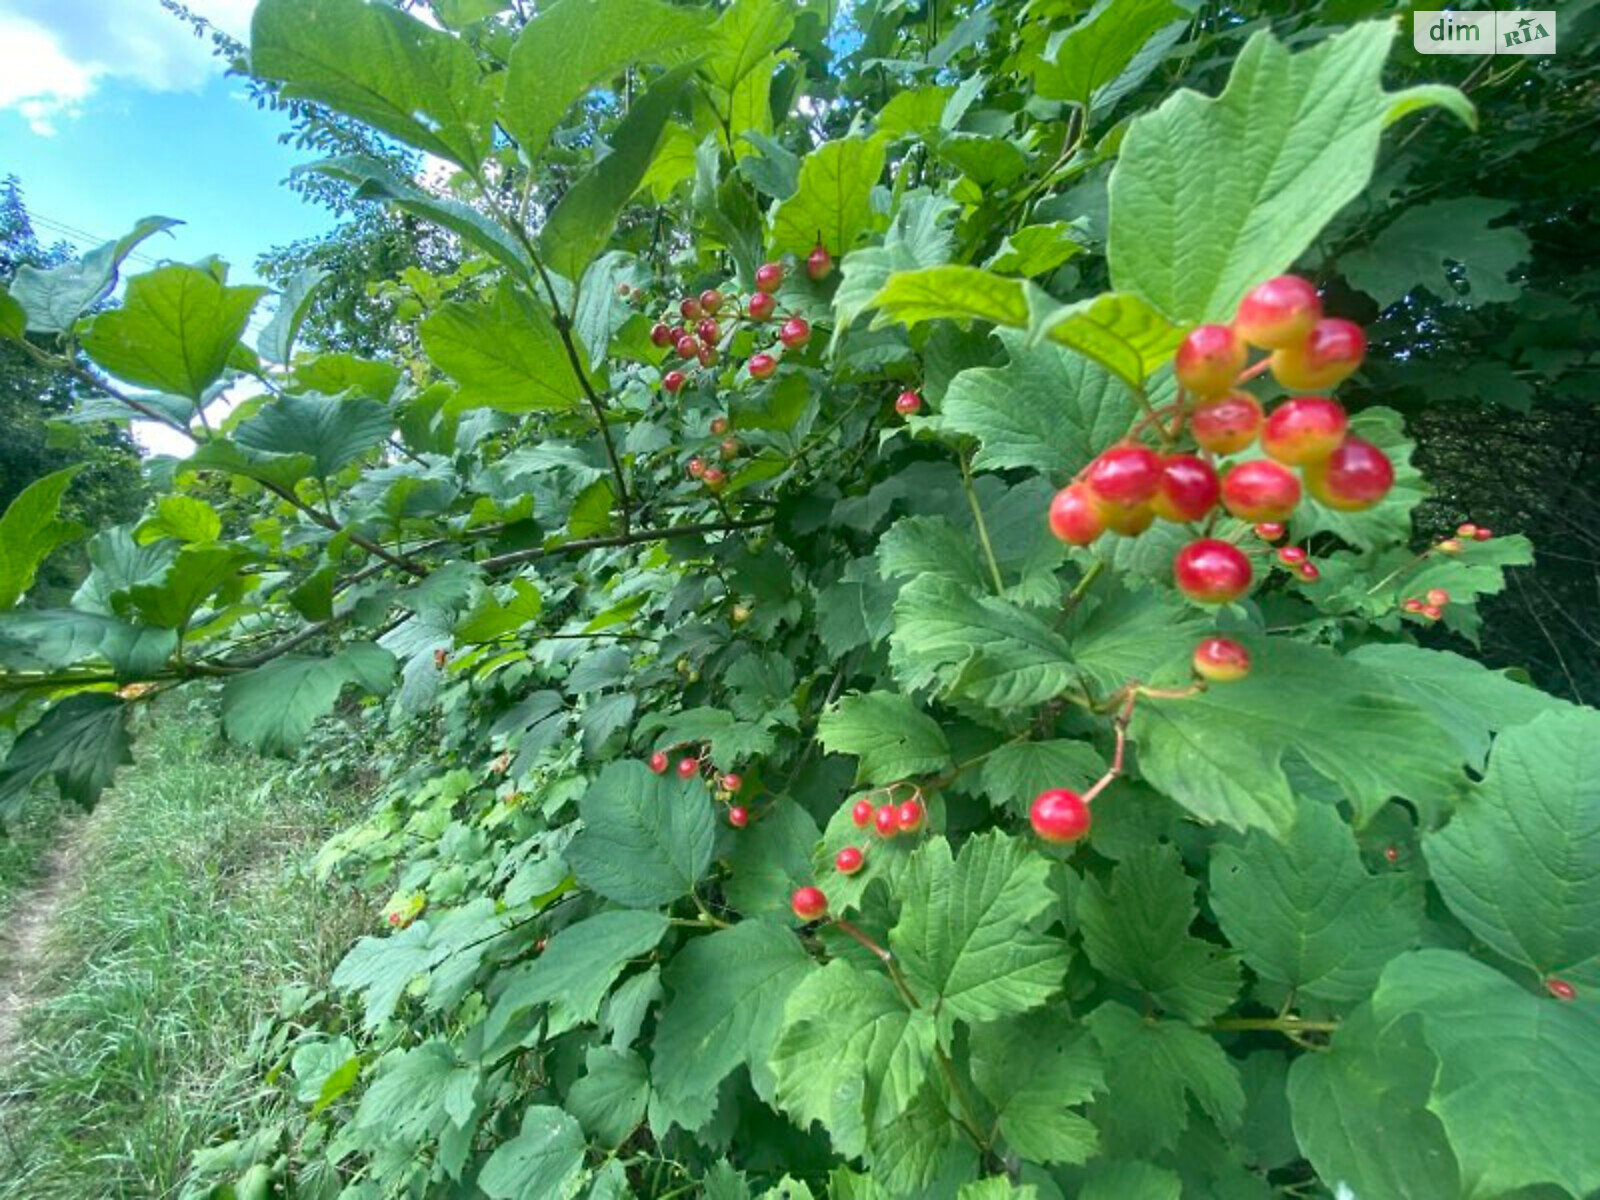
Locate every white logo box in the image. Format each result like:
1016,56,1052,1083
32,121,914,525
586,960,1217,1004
1414,10,1556,54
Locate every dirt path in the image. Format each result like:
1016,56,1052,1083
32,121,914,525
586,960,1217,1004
0,819,88,1069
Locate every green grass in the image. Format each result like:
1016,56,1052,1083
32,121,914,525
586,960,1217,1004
0,786,70,922
0,698,371,1199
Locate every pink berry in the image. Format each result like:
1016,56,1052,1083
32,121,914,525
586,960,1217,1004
1262,396,1349,466
896,799,925,833
806,243,833,280
1150,454,1220,523
1047,483,1106,546
1193,636,1250,683
1191,393,1264,456
1174,324,1247,397
791,886,828,920
676,757,699,779
873,804,898,838
895,390,922,415
648,751,669,774
748,291,777,321
1174,539,1253,604
755,262,785,293
721,772,743,793
1304,437,1394,512
1235,275,1321,349
727,805,749,828
835,846,864,874
1030,789,1090,844
851,799,873,827
1547,978,1577,1001
1222,459,1302,523
748,353,777,380
699,289,724,314
1277,545,1307,566
779,317,811,348
1270,318,1366,391
663,370,686,393
1087,445,1162,507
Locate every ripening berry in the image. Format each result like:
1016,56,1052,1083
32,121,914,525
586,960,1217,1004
648,751,669,774
616,282,633,298
1437,538,1462,554
680,296,703,321
1047,483,1106,546
1383,846,1400,863
720,437,739,461
698,345,719,368
727,805,749,828
699,288,724,314
791,886,828,921
873,804,898,838
748,353,777,380
755,261,785,293
1087,445,1162,506
1420,603,1443,620
897,799,925,833
1304,438,1394,511
1235,275,1321,349
1100,502,1155,537
1030,788,1090,844
1457,523,1479,538
835,846,864,874
1191,393,1264,455
676,757,699,779
721,772,743,793
779,317,811,348
687,456,705,479
1254,522,1285,542
806,242,833,280
851,798,873,827
1174,324,1247,397
697,318,720,345
731,603,751,624
1546,978,1577,1001
748,291,777,321
1193,636,1250,683
1473,527,1492,541
650,322,673,347
1174,538,1253,604
1262,396,1349,465
434,648,449,669
1297,561,1321,582
1403,597,1425,613
675,334,701,359
702,465,727,490
1150,454,1221,523
895,390,922,415
1222,459,1302,523
710,416,729,436
1426,588,1450,607
1270,318,1367,391
1277,545,1307,567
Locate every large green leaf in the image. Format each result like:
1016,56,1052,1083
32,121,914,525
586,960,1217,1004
1026,0,1184,111
701,0,793,97
564,759,716,908
0,610,176,680
181,439,318,493
970,1013,1103,1165
0,465,86,610
252,0,492,171
420,285,590,414
0,286,23,341
566,1047,650,1146
769,135,887,257
0,694,131,818
233,392,393,479
123,544,251,631
1130,637,1463,835
978,739,1105,816
816,692,951,786
82,264,264,401
220,643,397,755
1107,21,1473,323
1343,197,1531,309
8,215,179,334
832,195,957,340
499,0,704,164
1211,803,1422,1003
477,1106,588,1200
257,267,331,364
539,65,699,284
1424,708,1600,976
1079,843,1241,1022
651,919,815,1132
889,832,1071,1027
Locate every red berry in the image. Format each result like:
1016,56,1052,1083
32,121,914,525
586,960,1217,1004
851,799,873,827
896,799,925,833
698,345,719,368
873,804,898,838
1047,483,1106,546
699,288,723,314
702,465,727,490
680,296,702,321
1456,523,1479,538
719,437,739,460
650,322,673,347
1546,978,1577,1001
1193,636,1250,683
727,805,749,828
1174,324,1247,397
1270,318,1366,391
663,370,687,394
1254,522,1285,542
895,390,922,415
1235,275,1321,349
721,772,743,792
835,846,864,874
1473,527,1492,541
1297,561,1321,583
1150,454,1220,523
649,751,669,774
748,353,777,380
710,416,729,436
806,243,833,280
687,456,705,479
1420,603,1443,620
1403,597,1425,613
1262,396,1349,465
748,291,777,321
1383,846,1400,863
1030,788,1090,844
779,317,811,348
697,318,720,345
1425,588,1450,607
676,757,699,779
1222,459,1302,523
1277,545,1307,566
1174,539,1253,604
1304,438,1394,511
434,648,449,669
791,886,828,921
675,334,701,359
755,262,785,293
1087,445,1162,506
1191,393,1264,455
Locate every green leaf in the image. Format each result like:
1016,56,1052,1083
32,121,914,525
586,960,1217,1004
257,267,331,364
1424,708,1600,976
478,1105,588,1200
420,285,590,414
1211,803,1422,1003
1027,0,1184,110
0,465,87,610
82,265,265,401
984,222,1084,277
890,832,1071,1027
567,1047,650,1146
1085,1002,1244,1156
220,643,397,755
0,610,176,680
351,1039,479,1143
769,135,887,257
871,264,1035,332
1131,637,1462,834
0,286,23,341
252,0,492,171
1038,292,1181,390
181,439,317,493
564,759,716,908
1368,950,1600,1198
1064,580,1204,691
771,959,937,1159
7,215,179,333
1079,1162,1182,1200
1107,21,1473,322
1343,197,1531,309
137,495,222,545
539,65,699,284
722,796,822,920
970,1013,1103,1165
1079,843,1241,1022
0,694,131,819
817,692,951,786
651,919,815,1132
702,0,794,97
889,575,1079,709
332,920,441,1030
832,193,958,337
876,516,987,592
499,0,704,165
978,739,1104,817
941,329,1137,476
124,544,250,631
234,392,393,479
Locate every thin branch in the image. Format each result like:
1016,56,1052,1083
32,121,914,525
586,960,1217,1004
476,517,772,573
960,452,1006,595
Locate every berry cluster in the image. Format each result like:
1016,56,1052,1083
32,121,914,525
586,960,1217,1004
1049,275,1395,606
849,785,927,840
647,748,750,827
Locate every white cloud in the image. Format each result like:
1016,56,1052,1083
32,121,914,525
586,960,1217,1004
0,0,259,135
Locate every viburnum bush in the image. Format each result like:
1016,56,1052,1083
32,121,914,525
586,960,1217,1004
2,1,1598,1197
